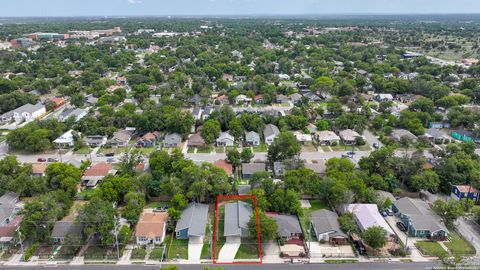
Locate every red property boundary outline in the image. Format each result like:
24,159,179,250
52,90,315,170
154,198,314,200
213,195,262,264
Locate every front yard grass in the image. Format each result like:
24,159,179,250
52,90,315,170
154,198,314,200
444,232,475,256
355,144,371,151
253,144,268,152
414,241,448,257
197,146,213,153
74,147,92,154
130,248,147,260
97,147,127,155
84,245,120,260
234,243,260,259
149,247,165,260
168,238,188,260
320,146,331,152
215,205,226,258
301,144,317,152
200,244,211,260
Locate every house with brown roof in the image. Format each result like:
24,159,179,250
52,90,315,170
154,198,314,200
187,132,206,148
213,160,233,176
31,163,48,177
81,162,116,188
135,211,169,246
136,132,160,148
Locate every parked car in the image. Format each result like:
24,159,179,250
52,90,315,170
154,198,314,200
353,240,367,255
380,210,387,217
47,158,59,162
96,153,104,157
396,222,407,232
105,152,115,157
386,209,394,216
347,151,355,156
373,143,380,149
153,207,167,212
37,157,46,162
107,158,116,163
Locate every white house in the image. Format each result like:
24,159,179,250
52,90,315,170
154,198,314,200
12,103,46,124
53,130,77,149
216,132,235,147
263,124,280,145
135,212,168,246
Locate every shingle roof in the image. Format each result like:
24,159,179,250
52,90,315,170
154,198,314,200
51,221,83,238
263,124,280,138
213,160,233,176
393,197,448,233
175,203,209,237
83,162,113,177
268,213,302,238
311,209,347,238
242,163,266,175
224,201,252,237
135,212,169,238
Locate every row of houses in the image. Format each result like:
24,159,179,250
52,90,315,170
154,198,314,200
0,103,46,125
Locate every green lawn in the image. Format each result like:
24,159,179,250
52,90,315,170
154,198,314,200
444,233,475,256
137,147,157,156
253,144,268,153
320,146,331,152
187,148,195,153
197,146,213,153
355,144,371,151
77,188,98,200
97,147,127,155
215,205,226,258
331,143,351,151
215,147,225,153
74,147,92,154
149,247,165,260
168,238,188,259
234,243,260,259
414,241,448,257
130,248,146,260
84,245,120,260
200,244,211,260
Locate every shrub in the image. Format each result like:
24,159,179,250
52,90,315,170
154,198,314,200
24,243,39,261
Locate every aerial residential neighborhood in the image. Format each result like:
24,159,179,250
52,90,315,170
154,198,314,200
0,1,480,270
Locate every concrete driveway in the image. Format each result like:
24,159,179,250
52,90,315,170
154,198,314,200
217,242,240,262
385,216,427,262
262,241,282,263
187,243,203,262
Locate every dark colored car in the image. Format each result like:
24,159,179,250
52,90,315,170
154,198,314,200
373,143,380,149
347,151,355,156
37,157,46,162
105,152,115,157
396,222,407,232
353,240,367,255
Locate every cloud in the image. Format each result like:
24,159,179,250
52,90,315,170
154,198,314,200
127,0,142,4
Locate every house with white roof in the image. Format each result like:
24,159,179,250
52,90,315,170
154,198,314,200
343,204,395,239
53,130,77,149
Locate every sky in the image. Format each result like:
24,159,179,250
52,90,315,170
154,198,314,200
1,0,480,17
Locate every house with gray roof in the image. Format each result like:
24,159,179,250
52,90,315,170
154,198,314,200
391,129,418,143
263,124,280,145
422,128,450,144
108,129,133,147
11,103,46,124
0,192,19,227
289,93,303,104
310,209,348,245
393,197,448,240
216,131,234,147
244,131,260,146
339,129,361,145
163,133,182,148
242,163,266,179
175,203,209,243
83,135,107,147
267,213,302,241
51,221,83,243
224,201,252,242
58,107,88,122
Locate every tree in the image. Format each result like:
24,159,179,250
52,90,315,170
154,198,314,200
338,213,359,235
248,212,278,241
432,200,464,228
44,162,81,196
202,119,221,145
267,132,301,163
226,148,241,170
311,76,334,94
167,207,181,222
241,148,254,163
77,196,117,246
228,118,244,141
363,226,387,250
408,170,440,192
118,150,143,176
122,192,145,225
171,194,188,210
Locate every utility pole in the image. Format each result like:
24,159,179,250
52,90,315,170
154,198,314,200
114,215,120,260
16,227,24,260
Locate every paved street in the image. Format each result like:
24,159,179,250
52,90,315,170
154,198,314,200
0,262,440,270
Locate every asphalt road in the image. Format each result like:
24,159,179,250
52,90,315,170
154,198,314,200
0,262,440,270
